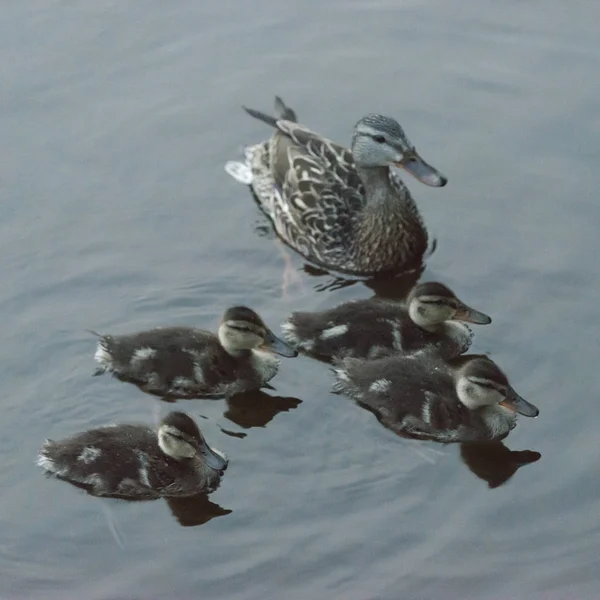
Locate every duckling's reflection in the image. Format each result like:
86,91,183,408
129,383,302,436
165,494,232,527
251,175,435,300
222,389,302,429
460,441,541,488
58,480,231,529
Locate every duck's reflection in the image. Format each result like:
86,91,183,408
302,262,425,300
460,441,541,488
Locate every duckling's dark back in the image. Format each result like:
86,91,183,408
285,299,412,359
94,327,248,397
39,425,208,499
334,351,455,420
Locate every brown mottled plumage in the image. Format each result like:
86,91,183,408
225,97,447,277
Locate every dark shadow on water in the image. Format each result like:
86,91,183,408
460,441,542,489
47,477,231,528
301,262,424,300
346,399,541,488
249,188,431,300
165,494,233,527
107,379,302,438
222,389,302,429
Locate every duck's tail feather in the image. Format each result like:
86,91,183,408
274,96,297,122
243,95,298,128
243,106,278,128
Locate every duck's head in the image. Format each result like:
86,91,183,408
351,114,447,187
408,282,492,330
218,306,298,357
158,412,228,471
455,357,539,417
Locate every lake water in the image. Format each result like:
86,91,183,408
2,1,599,598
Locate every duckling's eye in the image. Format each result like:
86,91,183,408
230,325,253,333
477,382,496,390
419,299,448,307
372,135,386,144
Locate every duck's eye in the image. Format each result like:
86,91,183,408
372,135,386,144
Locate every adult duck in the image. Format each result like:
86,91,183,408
225,96,447,277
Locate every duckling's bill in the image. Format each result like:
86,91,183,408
200,442,229,471
500,388,539,418
262,329,298,357
452,304,492,325
396,151,447,188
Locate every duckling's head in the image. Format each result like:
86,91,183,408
455,357,539,417
158,412,228,471
218,306,298,357
407,282,492,330
351,114,447,187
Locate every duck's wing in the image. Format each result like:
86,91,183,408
245,107,366,265
277,122,367,264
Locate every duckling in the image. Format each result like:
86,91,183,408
91,306,298,399
37,412,228,499
333,351,539,443
282,282,491,361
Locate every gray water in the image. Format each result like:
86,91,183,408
2,1,599,598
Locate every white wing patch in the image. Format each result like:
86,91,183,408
391,324,403,350
136,451,152,488
369,378,391,393
321,324,349,340
173,376,195,389
422,395,433,424
78,446,102,464
132,347,156,363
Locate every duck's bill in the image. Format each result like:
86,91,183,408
201,443,229,471
452,304,492,325
500,388,539,418
396,152,448,187
263,329,298,357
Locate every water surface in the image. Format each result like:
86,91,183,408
2,1,599,598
